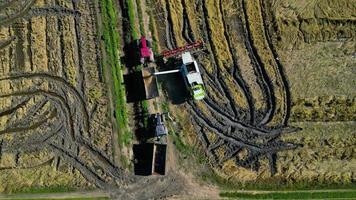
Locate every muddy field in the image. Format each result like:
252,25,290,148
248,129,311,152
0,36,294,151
0,0,123,192
0,0,355,198
146,0,355,185
0,0,216,199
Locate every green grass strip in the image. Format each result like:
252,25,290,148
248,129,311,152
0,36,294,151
127,0,139,39
126,0,149,129
10,186,76,195
100,0,128,146
148,13,159,52
201,170,356,191
135,0,145,35
220,190,356,199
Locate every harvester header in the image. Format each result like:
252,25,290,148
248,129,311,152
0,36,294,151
161,40,203,58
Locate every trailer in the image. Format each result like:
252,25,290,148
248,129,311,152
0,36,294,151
142,67,159,99
133,143,155,176
133,142,167,176
152,144,167,175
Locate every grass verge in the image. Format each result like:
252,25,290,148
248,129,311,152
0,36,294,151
220,190,356,199
100,0,129,146
201,170,356,191
126,0,150,130
10,186,76,194
127,0,139,39
135,0,145,35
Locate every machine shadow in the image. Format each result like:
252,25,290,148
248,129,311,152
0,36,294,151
156,57,190,105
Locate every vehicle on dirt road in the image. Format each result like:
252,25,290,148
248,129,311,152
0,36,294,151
138,36,154,64
154,113,168,138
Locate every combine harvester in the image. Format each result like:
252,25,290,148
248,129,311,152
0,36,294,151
141,39,206,100
152,52,206,100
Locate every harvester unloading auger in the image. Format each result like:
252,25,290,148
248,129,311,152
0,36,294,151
140,37,206,100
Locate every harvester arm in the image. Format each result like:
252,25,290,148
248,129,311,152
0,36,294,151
153,69,180,76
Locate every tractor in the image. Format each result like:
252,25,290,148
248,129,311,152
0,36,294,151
138,36,154,64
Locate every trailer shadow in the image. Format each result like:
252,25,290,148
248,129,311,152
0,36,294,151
124,72,146,103
133,143,154,176
156,57,190,105
122,39,141,70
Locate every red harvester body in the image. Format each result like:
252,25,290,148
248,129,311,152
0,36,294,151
139,36,154,64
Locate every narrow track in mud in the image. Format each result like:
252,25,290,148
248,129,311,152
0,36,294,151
239,0,277,125
259,0,291,125
0,0,35,26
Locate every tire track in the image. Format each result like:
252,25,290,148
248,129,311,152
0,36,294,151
27,17,34,71
0,101,64,153
180,0,194,43
0,73,124,185
0,157,54,170
72,1,87,101
0,0,35,26
191,100,283,137
179,0,240,118
199,0,241,119
3,124,64,153
0,0,18,10
0,36,16,49
164,0,177,49
9,101,55,130
29,6,81,17
0,97,31,117
0,90,75,140
76,137,124,179
0,0,124,189
239,0,276,125
0,73,90,132
218,0,255,124
259,0,291,125
190,112,298,156
49,143,109,189
159,0,301,174
0,109,57,135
